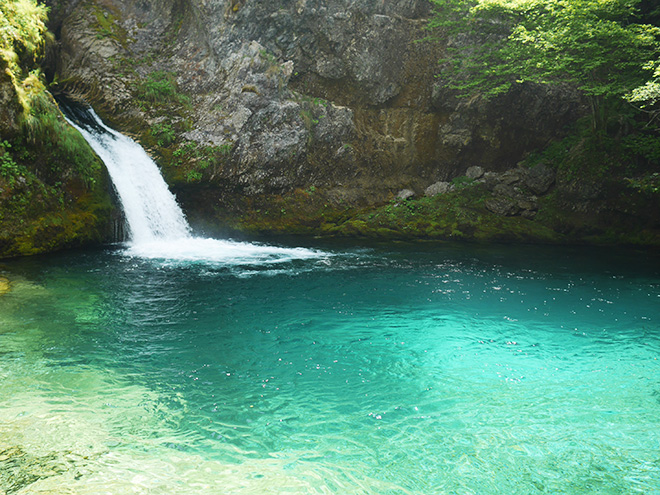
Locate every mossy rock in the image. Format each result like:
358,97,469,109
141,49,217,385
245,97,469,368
0,277,10,295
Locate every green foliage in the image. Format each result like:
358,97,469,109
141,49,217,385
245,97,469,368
0,0,52,115
185,170,202,182
428,0,660,129
522,106,660,181
151,121,176,147
136,71,190,107
622,132,660,163
91,5,124,42
14,80,100,188
172,141,197,166
0,129,109,257
58,125,101,188
0,0,49,71
0,0,98,187
259,48,280,75
0,140,26,182
626,172,660,194
171,140,233,182
451,176,475,188
218,143,232,155
0,1,115,256
627,59,660,113
525,124,608,179
299,100,327,139
300,108,318,129
19,76,57,140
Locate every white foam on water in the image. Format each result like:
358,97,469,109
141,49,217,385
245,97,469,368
123,236,329,265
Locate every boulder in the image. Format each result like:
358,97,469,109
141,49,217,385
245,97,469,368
396,189,415,201
425,181,451,197
524,163,555,195
493,183,520,198
465,166,484,179
500,169,524,185
517,197,539,212
485,197,520,216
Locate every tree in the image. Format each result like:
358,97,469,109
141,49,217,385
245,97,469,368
627,58,660,117
428,0,660,132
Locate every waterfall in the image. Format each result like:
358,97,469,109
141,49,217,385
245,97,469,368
62,104,191,244
60,101,327,266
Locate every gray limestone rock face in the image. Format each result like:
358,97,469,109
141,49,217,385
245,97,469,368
49,0,583,206
0,68,21,134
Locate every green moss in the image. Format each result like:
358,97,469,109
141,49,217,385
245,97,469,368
0,109,115,259
89,4,130,47
0,0,49,107
625,172,660,196
1,187,114,258
221,183,567,244
0,0,121,258
0,140,27,182
160,140,233,185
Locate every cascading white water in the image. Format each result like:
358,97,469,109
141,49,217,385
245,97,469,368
65,108,191,244
63,104,327,265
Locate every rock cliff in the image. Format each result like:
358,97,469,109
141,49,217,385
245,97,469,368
4,0,655,248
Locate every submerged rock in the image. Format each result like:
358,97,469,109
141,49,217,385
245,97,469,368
0,446,87,493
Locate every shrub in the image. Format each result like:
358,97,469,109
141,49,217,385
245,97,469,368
137,71,190,106
0,141,24,181
151,121,176,147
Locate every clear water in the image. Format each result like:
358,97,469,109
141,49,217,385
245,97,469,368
1,242,659,494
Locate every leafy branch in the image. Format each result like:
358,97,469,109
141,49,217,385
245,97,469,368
428,0,660,131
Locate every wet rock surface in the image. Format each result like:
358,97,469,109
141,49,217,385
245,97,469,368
0,446,88,494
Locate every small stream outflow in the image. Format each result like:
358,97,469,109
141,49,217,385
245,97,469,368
60,102,191,245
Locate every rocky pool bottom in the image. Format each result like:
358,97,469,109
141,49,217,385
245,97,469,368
0,241,659,494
